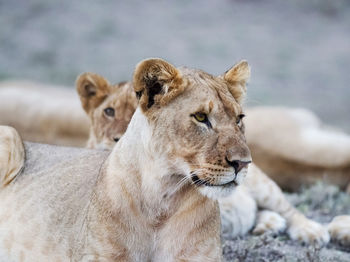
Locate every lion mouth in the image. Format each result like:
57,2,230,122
191,175,238,187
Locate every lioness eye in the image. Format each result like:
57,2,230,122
192,112,212,128
194,113,206,122
104,107,115,117
236,114,245,125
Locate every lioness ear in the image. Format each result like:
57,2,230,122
223,60,250,104
76,73,111,113
133,58,184,111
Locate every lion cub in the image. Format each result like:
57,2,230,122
76,68,332,246
76,74,137,149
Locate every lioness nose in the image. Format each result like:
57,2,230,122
226,158,251,174
114,137,120,142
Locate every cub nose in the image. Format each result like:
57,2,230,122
225,158,251,174
114,137,120,142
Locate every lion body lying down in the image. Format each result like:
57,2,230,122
2,59,345,261
1,127,349,261
245,106,350,191
0,141,110,261
0,81,89,147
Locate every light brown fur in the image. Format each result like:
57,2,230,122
0,81,89,146
1,59,349,262
76,74,137,149
77,65,336,246
0,58,256,261
0,126,24,187
76,73,350,193
245,107,350,191
1,81,349,192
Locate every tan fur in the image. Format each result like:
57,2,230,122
77,66,333,246
76,74,138,149
222,60,250,104
328,216,350,246
1,59,348,261
0,58,257,261
245,106,350,191
1,81,349,192
133,58,185,111
0,81,89,146
76,75,350,193
76,72,112,113
0,126,24,187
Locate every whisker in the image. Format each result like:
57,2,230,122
168,176,190,196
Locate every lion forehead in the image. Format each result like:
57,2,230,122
178,68,241,117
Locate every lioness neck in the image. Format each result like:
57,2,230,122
84,109,219,260
99,108,213,220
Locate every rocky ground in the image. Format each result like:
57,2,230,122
222,183,350,261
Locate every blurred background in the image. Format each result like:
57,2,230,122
0,0,349,131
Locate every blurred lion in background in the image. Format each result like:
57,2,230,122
0,81,89,146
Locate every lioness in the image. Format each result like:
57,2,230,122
76,67,335,245
0,58,255,261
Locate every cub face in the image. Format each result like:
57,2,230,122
76,73,138,149
132,58,252,199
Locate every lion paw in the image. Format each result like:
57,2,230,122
253,210,286,235
287,215,330,245
328,216,350,246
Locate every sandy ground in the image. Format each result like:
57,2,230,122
0,0,350,131
222,183,350,261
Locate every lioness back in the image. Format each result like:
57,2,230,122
0,142,109,261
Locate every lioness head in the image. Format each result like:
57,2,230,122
76,73,138,149
132,58,252,199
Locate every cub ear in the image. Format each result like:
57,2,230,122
223,60,250,104
76,73,111,113
133,58,184,112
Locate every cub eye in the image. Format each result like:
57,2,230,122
192,112,212,128
104,107,115,117
236,114,245,125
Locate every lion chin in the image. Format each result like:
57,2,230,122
198,184,237,199
192,168,249,199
